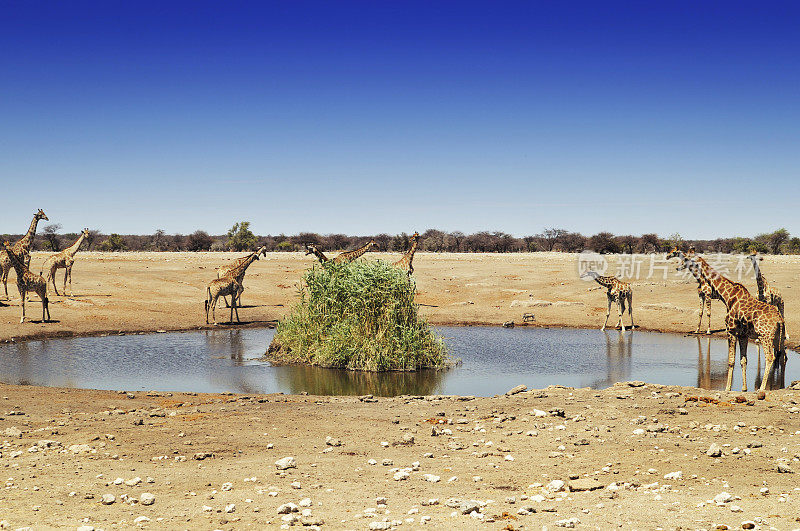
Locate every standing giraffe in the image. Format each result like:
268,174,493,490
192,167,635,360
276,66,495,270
2,241,50,323
666,247,721,334
304,244,329,263
680,253,785,392
1,209,48,299
393,232,420,276
216,246,267,307
332,239,376,264
41,228,90,296
582,271,634,331
747,252,785,319
205,277,241,325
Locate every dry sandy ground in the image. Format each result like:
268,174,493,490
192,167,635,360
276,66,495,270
1,252,799,529
0,383,799,530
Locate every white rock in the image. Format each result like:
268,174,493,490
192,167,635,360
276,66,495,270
133,516,151,524
555,517,581,528
545,480,566,493
663,471,683,480
100,493,116,505
423,474,440,483
713,492,733,504
707,443,723,457
369,523,391,530
299,498,312,507
225,503,236,513
125,477,142,486
221,482,233,491
139,493,155,506
393,470,410,481
69,444,92,454
277,502,299,514
275,457,297,470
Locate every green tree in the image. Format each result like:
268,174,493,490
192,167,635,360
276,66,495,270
99,233,127,251
227,221,258,251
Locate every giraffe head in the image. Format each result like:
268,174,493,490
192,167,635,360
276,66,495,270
580,271,600,280
411,232,420,242
666,246,688,271
258,246,267,258
748,250,763,264
35,209,48,222
304,244,318,256
82,228,90,238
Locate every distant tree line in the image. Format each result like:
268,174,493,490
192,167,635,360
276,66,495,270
5,224,798,255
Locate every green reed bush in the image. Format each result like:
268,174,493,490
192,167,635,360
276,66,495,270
268,260,447,371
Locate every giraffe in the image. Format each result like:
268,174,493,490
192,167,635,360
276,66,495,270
216,246,267,307
666,247,721,334
581,271,634,331
679,252,785,392
2,241,50,324
393,232,420,276
746,251,789,364
204,277,241,325
1,209,48,299
332,239,376,264
41,228,90,296
304,244,329,263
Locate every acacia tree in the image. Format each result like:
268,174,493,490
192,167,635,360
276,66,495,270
42,223,62,251
227,221,258,251
540,227,569,251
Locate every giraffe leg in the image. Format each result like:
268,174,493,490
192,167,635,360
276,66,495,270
602,297,611,331
2,266,8,299
41,289,49,322
63,268,69,297
725,330,737,392
738,336,748,392
695,295,704,333
628,293,634,330
705,297,712,335
19,288,26,323
211,294,219,325
617,298,625,332
759,336,776,392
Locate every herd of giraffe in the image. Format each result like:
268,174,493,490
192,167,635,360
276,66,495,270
585,246,788,392
2,211,791,392
204,232,421,325
2,209,90,324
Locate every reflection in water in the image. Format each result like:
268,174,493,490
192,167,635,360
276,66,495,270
276,364,446,396
0,327,797,396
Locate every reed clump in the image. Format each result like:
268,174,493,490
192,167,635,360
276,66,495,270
267,260,447,371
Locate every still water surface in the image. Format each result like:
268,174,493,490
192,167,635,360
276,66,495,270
0,327,795,396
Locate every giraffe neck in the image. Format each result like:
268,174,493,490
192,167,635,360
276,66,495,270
693,256,739,307
750,258,767,299
2,245,28,277
592,275,613,289
228,250,260,277
17,214,42,248
64,233,87,257
403,238,418,261
340,241,373,261
308,247,329,262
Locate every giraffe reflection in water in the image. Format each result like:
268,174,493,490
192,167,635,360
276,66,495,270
695,336,785,391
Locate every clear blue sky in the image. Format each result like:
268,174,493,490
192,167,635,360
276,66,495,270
2,1,798,238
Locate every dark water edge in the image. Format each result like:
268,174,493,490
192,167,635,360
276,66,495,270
0,326,795,396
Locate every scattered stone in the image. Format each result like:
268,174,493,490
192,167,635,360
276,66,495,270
707,443,723,457
277,502,299,514
69,444,92,454
4,427,22,438
555,517,581,528
221,482,233,491
713,492,733,504
125,477,142,486
506,384,527,396
627,381,646,387
569,478,602,492
100,493,116,505
742,522,756,529
664,471,683,480
275,456,296,470
133,516,151,524
225,503,236,513
423,474,440,483
545,480,566,493
777,462,794,473
325,436,341,447
139,493,155,506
